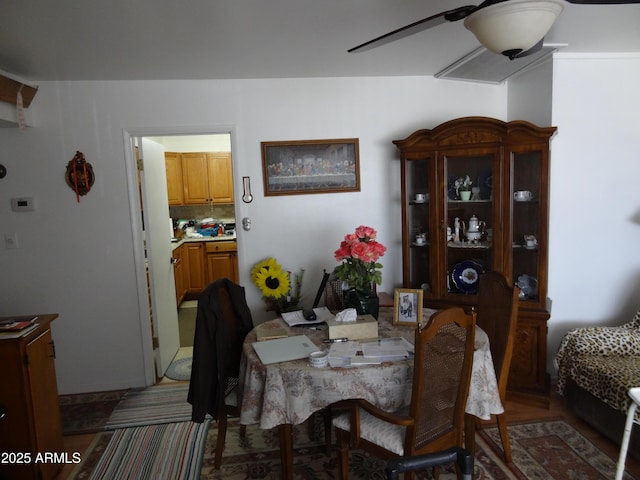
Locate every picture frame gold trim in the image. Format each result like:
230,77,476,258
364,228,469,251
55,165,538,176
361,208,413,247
393,288,423,327
261,138,360,196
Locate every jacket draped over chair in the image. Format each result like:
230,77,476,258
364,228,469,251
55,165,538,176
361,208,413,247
188,278,254,423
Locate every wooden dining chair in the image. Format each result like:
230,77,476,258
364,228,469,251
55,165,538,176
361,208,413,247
468,271,519,463
333,307,476,480
188,278,254,469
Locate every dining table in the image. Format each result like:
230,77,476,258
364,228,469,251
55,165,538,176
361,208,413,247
237,306,503,479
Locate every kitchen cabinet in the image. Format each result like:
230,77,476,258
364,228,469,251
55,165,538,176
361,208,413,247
206,241,238,284
181,152,234,205
172,244,186,305
394,116,556,407
184,242,207,297
0,314,63,480
165,152,184,205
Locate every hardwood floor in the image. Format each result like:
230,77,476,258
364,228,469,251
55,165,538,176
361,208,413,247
55,389,640,479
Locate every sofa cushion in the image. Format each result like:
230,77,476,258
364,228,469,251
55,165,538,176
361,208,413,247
567,354,640,417
555,311,640,396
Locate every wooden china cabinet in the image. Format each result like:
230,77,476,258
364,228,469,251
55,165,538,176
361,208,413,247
394,117,557,407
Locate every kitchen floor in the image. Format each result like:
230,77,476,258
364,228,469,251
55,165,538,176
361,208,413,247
178,300,197,347
158,346,193,384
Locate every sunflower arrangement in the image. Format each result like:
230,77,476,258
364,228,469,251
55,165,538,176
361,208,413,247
251,257,304,313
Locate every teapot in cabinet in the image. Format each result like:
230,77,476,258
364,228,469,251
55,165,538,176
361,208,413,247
464,214,485,242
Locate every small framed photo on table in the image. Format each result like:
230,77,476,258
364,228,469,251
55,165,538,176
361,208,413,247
393,288,423,326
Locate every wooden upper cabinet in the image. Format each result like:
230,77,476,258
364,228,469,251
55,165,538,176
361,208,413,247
207,153,234,203
182,152,234,205
165,152,184,205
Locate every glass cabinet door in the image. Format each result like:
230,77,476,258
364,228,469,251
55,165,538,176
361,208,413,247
509,147,548,308
442,149,500,300
403,157,432,294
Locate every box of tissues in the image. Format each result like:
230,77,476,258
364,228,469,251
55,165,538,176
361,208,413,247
326,312,378,341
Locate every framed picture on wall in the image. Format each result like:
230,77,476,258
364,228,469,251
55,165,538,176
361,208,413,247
261,138,360,196
393,288,423,326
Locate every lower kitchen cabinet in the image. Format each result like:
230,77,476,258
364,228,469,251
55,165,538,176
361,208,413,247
0,314,63,480
184,242,207,297
206,241,238,283
172,245,186,305
174,241,239,301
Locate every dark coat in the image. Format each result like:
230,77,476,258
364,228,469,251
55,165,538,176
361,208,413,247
187,278,254,423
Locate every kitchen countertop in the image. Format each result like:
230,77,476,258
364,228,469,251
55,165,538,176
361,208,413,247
171,232,236,250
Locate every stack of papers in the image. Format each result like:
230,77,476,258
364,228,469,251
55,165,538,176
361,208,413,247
0,316,39,339
0,316,37,331
281,307,334,327
327,337,414,367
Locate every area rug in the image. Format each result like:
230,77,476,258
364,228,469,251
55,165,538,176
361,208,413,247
105,383,195,429
199,415,516,479
200,417,640,479
165,356,192,381
480,418,638,480
69,420,211,480
60,389,128,434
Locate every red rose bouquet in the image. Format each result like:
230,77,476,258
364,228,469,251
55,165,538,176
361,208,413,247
334,225,387,292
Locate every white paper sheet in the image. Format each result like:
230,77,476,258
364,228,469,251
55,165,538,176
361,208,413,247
281,306,334,327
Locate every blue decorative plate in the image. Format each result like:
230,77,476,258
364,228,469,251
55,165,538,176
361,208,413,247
451,261,483,294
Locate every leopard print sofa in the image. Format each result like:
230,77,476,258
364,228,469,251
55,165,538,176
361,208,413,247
555,308,640,455
556,308,640,410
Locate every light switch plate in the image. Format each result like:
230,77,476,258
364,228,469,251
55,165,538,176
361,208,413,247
4,232,18,249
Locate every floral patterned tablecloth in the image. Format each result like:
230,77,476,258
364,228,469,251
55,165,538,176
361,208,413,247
238,307,503,430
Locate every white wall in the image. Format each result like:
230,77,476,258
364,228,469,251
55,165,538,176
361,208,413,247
4,57,636,395
154,134,231,152
0,76,506,394
507,58,553,125
547,53,640,377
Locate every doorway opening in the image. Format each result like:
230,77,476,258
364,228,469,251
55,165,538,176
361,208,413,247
123,127,238,386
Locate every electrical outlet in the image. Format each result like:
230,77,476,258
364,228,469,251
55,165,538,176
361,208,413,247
4,233,18,249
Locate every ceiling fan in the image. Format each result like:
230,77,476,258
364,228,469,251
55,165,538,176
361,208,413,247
349,0,640,60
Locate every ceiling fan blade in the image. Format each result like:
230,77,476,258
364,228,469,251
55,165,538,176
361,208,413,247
566,0,640,3
348,5,477,53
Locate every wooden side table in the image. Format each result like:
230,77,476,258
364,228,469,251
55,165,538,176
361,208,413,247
0,314,63,480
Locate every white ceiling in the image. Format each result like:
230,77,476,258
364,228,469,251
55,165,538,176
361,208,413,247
1,0,639,82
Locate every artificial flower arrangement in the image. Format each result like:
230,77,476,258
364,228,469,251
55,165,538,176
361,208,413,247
251,257,304,313
454,175,473,195
334,225,387,293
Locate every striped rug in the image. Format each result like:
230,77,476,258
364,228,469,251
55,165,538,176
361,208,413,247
72,420,210,480
105,383,195,429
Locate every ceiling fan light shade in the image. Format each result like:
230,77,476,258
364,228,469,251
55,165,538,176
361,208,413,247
463,0,564,58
